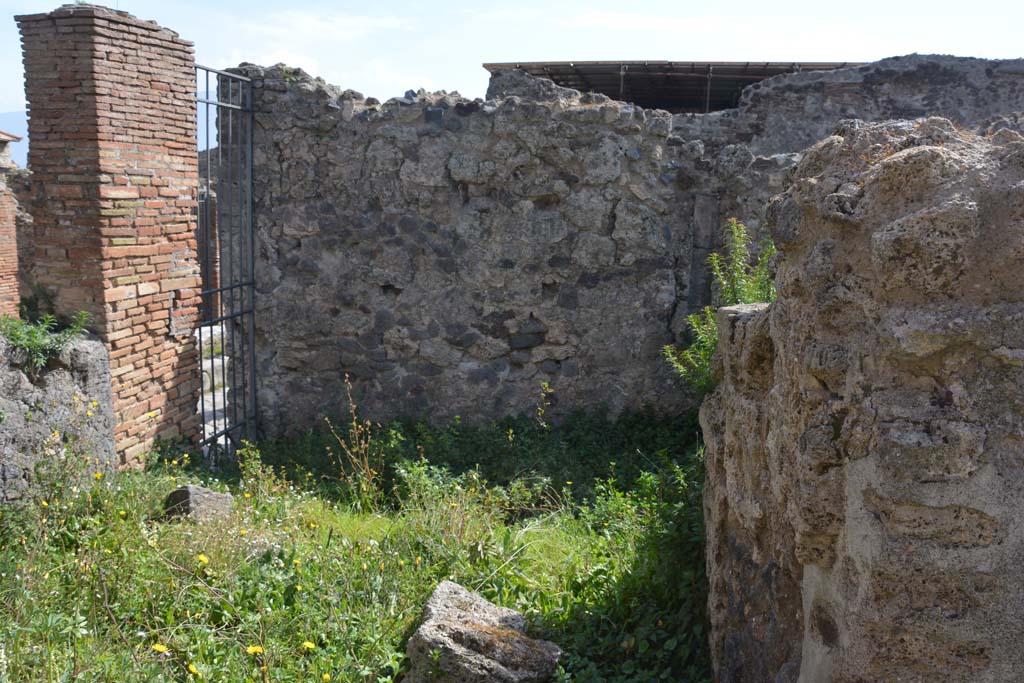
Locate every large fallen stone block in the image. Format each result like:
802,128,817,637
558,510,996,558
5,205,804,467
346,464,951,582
405,580,562,683
163,484,233,522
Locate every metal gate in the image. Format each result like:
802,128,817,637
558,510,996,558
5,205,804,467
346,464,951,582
194,65,257,452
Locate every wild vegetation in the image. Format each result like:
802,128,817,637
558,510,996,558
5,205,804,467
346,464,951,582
0,310,89,376
0,387,708,682
0,221,780,682
663,218,776,394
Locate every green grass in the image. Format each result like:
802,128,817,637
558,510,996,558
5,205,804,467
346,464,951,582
0,409,709,682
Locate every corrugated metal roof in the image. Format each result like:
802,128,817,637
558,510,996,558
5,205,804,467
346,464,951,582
482,61,863,112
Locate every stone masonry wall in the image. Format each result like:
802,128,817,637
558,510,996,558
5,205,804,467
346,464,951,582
17,5,201,463
701,119,1024,682
0,335,116,501
245,64,694,431
245,56,1024,433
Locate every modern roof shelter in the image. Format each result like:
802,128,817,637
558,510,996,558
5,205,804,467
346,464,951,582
482,61,862,113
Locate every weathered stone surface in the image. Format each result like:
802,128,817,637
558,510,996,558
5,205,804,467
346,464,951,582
0,335,115,501
701,119,1024,682
238,56,1024,433
405,581,562,683
164,484,234,522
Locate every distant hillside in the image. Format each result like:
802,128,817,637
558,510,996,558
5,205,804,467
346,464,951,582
0,111,27,168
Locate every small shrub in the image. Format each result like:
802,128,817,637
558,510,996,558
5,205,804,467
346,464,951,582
664,218,775,394
0,310,89,376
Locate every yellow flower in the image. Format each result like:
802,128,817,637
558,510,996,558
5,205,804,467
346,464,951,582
415,556,421,567
293,558,301,566
196,553,209,565
152,643,169,653
243,492,252,499
301,641,316,651
188,663,200,675
93,471,103,481
40,500,48,508
322,675,331,682
308,521,317,529
245,645,263,655
86,409,94,417
91,400,99,408
361,562,367,571
239,529,248,536
118,510,126,517
565,481,573,486
295,584,303,591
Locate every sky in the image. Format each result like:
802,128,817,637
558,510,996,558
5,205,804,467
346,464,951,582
1,0,1023,163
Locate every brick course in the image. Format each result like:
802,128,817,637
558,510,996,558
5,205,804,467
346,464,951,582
0,170,17,317
17,4,201,463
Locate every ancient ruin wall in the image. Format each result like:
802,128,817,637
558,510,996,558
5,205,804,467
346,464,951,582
0,336,116,501
245,65,698,431
17,5,201,462
701,119,1024,682
0,168,18,317
245,57,1024,433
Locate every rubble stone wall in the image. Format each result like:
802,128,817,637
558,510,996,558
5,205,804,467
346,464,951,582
244,56,1024,433
701,119,1024,682
0,336,116,501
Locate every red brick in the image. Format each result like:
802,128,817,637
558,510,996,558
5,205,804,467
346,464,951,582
17,5,201,465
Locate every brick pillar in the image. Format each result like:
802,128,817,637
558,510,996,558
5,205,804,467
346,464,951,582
17,4,201,464
0,167,17,317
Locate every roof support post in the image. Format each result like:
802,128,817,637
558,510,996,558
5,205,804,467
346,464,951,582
705,65,714,113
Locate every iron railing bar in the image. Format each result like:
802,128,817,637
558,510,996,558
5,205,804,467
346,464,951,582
195,64,252,82
225,78,242,440
202,308,255,327
234,80,250,436
199,280,255,297
199,68,211,445
194,97,246,111
247,82,258,434
203,422,245,445
216,90,231,450
208,76,222,448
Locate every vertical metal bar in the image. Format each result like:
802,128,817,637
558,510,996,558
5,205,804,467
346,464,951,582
233,77,248,441
247,79,258,439
208,68,221,450
198,67,209,448
705,65,713,113
218,79,231,452
225,76,242,445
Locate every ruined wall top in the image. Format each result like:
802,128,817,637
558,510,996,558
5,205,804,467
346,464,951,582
489,54,1024,155
237,53,1024,433
15,3,191,45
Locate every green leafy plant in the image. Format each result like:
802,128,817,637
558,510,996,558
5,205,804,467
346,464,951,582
0,402,709,682
664,218,776,394
0,310,90,376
